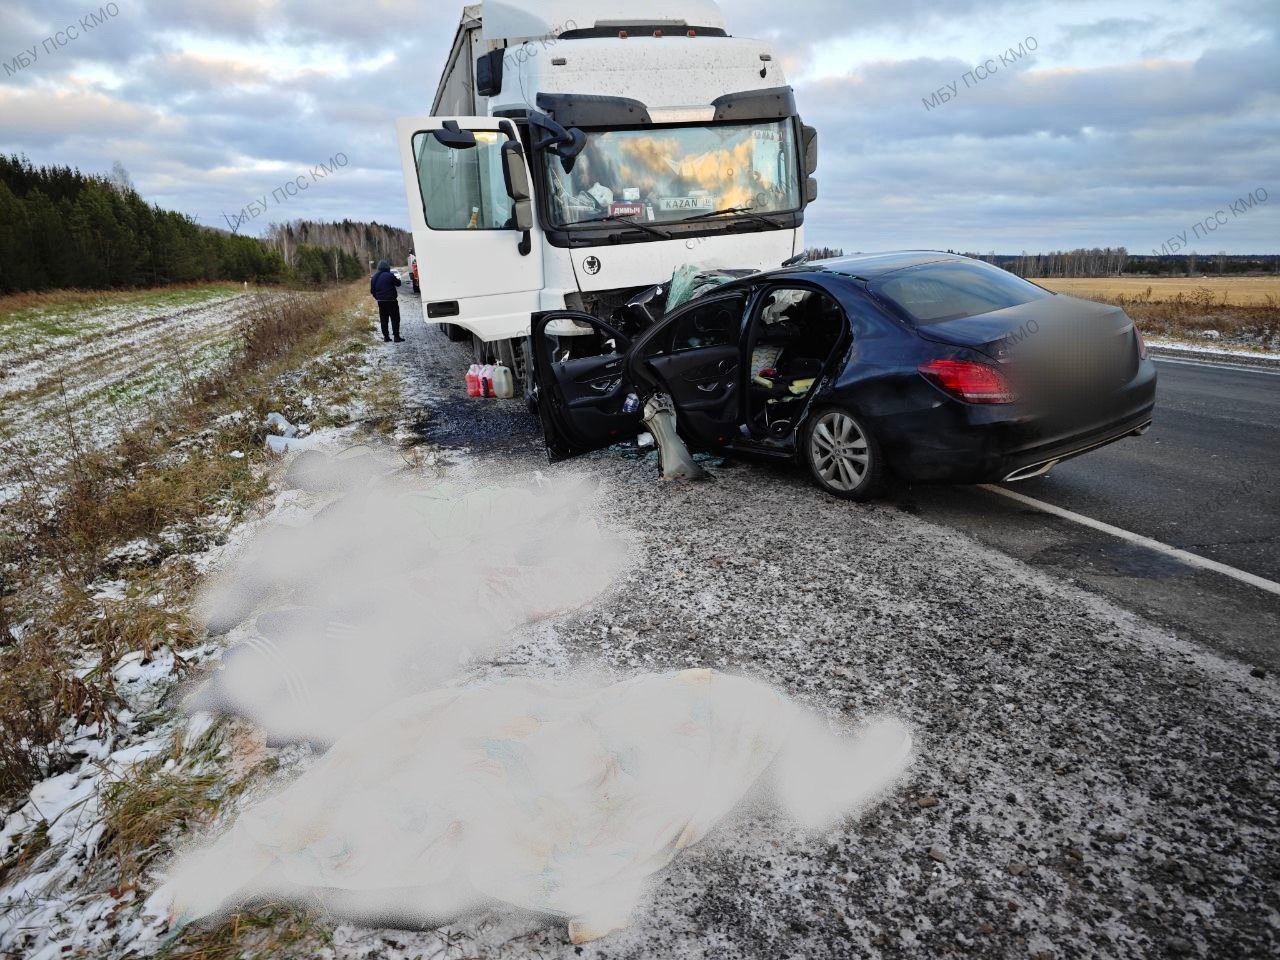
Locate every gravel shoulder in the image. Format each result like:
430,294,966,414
366,293,1280,959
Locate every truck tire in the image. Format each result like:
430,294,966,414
445,324,469,343
496,338,518,377
521,339,539,416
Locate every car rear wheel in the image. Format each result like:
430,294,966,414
803,406,886,501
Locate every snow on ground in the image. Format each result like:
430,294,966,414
0,291,256,489
1,294,1276,959
1147,337,1280,362
0,307,383,960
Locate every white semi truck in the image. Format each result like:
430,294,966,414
396,0,818,382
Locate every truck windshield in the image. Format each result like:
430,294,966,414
545,119,801,228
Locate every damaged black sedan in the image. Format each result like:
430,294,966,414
529,253,1157,501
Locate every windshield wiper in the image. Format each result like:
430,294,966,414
576,213,671,240
680,206,784,230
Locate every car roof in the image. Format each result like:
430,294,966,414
803,251,969,281
678,252,974,303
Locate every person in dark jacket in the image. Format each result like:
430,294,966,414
370,261,403,342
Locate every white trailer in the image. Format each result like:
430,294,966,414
396,0,818,381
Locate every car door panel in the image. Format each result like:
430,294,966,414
638,294,750,448
529,312,642,462
648,344,741,430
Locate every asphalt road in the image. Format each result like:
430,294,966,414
1012,357,1280,581
900,356,1280,671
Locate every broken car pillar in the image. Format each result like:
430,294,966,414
643,394,711,482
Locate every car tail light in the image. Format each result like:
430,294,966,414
1133,324,1148,360
919,359,1018,404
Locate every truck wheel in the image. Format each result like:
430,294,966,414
520,339,539,416
445,324,469,343
495,339,518,376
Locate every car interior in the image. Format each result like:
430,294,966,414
746,288,845,439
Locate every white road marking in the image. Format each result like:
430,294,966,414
1153,356,1280,376
979,484,1280,598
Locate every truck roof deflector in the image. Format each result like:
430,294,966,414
537,92,653,127
710,86,796,122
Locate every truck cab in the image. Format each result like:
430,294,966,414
397,0,818,383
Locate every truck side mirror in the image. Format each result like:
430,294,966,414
432,120,477,149
502,142,535,255
806,178,819,204
476,50,504,98
528,112,587,171
801,124,818,176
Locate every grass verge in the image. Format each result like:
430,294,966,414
0,286,371,802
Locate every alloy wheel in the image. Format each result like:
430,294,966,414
810,410,871,493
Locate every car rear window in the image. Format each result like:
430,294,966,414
872,261,1053,325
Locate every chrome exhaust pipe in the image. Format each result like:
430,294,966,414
1003,460,1058,483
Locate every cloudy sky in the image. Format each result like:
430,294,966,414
1,0,1277,254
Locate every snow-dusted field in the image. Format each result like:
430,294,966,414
1,293,1276,959
0,290,254,476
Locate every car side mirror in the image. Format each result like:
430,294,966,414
502,142,534,255
432,120,477,149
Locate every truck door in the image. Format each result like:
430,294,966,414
396,116,544,340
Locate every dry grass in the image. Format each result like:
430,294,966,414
101,750,222,885
158,904,332,960
98,720,321,958
0,818,49,888
0,285,369,803
1035,277,1280,347
1035,276,1280,306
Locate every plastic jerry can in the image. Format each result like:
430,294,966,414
492,363,515,399
480,364,495,398
465,364,483,398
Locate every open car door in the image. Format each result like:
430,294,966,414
530,312,644,462
395,116,543,339
630,290,752,450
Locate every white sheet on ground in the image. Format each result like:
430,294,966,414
162,670,911,943
194,477,628,745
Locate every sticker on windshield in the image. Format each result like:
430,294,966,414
609,202,645,219
658,197,718,212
